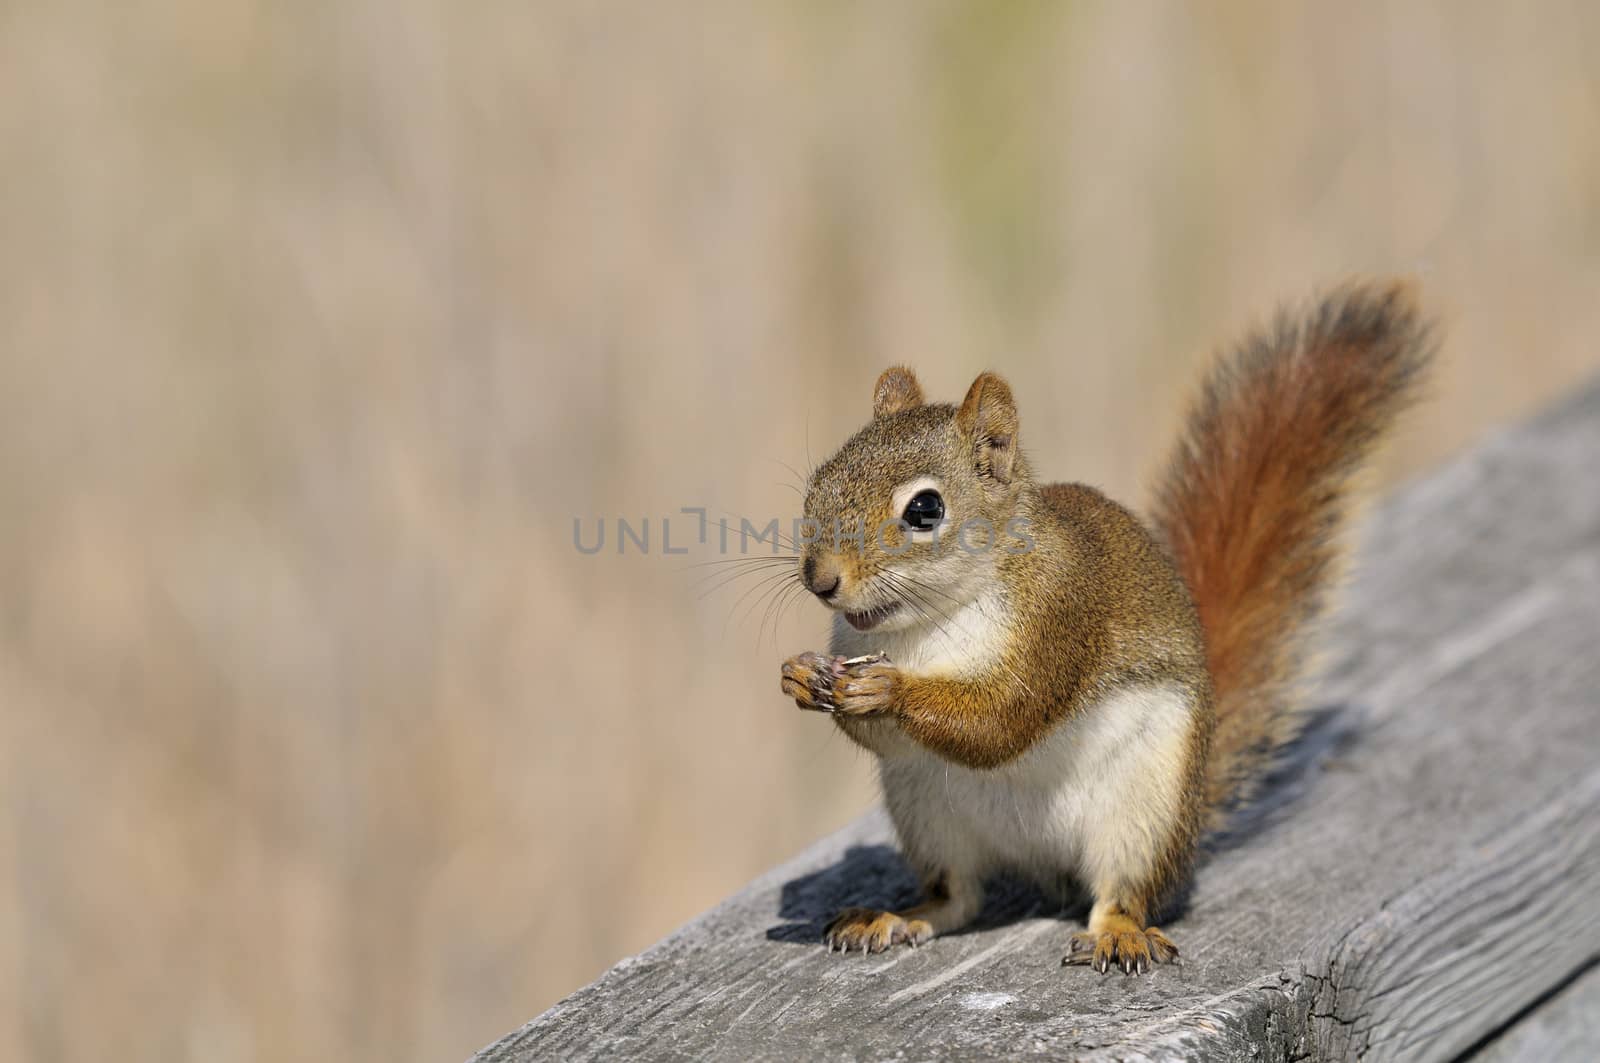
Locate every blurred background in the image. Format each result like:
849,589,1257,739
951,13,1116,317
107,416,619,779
2,1,1598,1060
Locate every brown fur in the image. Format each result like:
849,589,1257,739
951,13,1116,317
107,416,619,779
1152,280,1435,829
781,280,1434,970
791,396,1213,937
873,364,926,417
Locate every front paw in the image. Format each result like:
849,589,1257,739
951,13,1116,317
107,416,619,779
780,652,897,716
781,651,839,712
832,654,898,716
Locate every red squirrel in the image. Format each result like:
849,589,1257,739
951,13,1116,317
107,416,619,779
780,281,1434,973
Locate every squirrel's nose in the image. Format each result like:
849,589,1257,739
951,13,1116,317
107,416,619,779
803,556,841,600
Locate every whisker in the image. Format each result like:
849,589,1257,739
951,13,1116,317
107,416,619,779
684,555,800,571
879,571,1035,699
693,559,799,600
887,569,967,609
755,571,795,645
771,576,820,653
724,568,802,636
762,576,811,653
771,457,810,490
879,576,951,629
879,573,963,650
695,568,782,601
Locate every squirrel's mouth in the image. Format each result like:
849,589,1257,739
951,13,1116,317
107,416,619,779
844,602,901,631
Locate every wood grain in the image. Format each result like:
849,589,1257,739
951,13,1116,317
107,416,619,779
474,381,1600,1061
1471,963,1600,1061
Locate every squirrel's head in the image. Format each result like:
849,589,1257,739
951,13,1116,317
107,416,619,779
798,367,1034,633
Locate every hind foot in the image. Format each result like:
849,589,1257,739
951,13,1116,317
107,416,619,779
1063,918,1178,975
823,907,933,953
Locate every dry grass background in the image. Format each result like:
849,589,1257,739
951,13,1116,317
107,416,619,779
1,2,1597,1060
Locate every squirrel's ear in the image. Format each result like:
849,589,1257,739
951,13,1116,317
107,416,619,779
956,372,1020,484
873,366,925,418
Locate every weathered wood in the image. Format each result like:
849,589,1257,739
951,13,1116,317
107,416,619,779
1470,962,1600,1061
476,381,1600,1062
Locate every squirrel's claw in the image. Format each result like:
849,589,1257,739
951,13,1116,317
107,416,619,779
781,651,839,712
831,655,899,717
823,907,932,953
1063,926,1177,976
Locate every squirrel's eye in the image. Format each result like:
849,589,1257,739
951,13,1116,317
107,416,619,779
902,489,945,532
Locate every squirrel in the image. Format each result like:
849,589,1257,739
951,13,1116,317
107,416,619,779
779,280,1434,974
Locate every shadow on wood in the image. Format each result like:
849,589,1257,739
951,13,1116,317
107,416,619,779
765,845,1065,947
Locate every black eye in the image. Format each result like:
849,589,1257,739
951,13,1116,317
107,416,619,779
902,489,944,532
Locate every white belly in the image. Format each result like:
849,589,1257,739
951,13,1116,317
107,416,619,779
876,682,1194,896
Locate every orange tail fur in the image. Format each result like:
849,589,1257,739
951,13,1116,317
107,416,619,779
1153,281,1436,827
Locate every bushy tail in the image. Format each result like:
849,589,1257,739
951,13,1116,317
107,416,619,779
1153,281,1436,828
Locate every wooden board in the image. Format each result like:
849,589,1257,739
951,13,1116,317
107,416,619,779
474,381,1600,1062
1470,963,1600,1061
